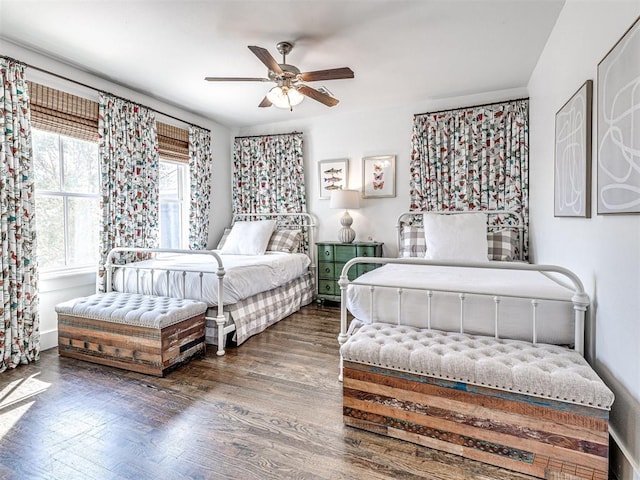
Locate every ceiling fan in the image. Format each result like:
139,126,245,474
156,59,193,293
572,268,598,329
205,41,354,111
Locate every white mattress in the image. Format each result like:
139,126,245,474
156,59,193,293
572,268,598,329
346,263,577,346
112,252,310,306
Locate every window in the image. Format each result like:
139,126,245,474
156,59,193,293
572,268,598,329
159,160,189,249
33,129,100,271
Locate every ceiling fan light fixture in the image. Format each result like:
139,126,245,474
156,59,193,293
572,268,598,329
266,86,304,111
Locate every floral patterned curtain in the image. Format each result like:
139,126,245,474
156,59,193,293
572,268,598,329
188,126,212,250
97,93,159,290
0,57,39,372
232,133,306,214
232,132,307,247
410,99,529,258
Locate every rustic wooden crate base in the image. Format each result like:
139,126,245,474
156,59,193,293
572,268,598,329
58,313,206,377
343,361,610,480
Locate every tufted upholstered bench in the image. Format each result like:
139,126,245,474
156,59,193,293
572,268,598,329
341,323,614,480
56,292,208,377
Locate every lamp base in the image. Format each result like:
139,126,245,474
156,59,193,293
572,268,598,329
338,210,356,243
338,227,356,243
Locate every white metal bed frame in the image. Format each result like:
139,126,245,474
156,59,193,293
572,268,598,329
337,209,589,377
104,212,317,356
338,258,589,355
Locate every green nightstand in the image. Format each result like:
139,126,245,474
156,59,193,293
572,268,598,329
316,241,384,303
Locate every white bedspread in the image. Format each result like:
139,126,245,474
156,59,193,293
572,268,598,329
112,252,310,306
347,263,577,345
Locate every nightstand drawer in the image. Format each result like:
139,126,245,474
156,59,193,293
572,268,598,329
318,262,336,279
318,244,334,261
335,245,356,262
356,245,378,257
318,279,336,296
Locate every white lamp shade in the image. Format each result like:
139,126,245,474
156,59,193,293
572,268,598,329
267,86,304,109
329,189,360,210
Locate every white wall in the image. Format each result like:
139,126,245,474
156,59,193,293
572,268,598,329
236,87,527,255
527,2,640,479
0,41,234,351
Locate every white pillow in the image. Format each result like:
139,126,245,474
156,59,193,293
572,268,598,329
219,220,276,255
423,213,488,262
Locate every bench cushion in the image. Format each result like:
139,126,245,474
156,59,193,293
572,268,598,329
55,292,208,329
341,323,614,410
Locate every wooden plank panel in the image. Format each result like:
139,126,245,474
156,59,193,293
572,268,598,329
344,363,610,425
58,311,205,377
344,380,608,448
344,376,608,445
343,389,608,457
343,399,607,471
343,363,610,480
59,322,162,351
58,348,163,376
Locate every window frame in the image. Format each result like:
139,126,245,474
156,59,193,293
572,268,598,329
33,129,100,274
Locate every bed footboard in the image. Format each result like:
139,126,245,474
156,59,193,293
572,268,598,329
104,247,228,355
338,258,590,372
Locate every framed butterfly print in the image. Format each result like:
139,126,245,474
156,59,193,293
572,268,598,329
362,155,396,198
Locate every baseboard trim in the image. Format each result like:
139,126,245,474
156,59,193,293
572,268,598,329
40,329,58,352
610,426,640,478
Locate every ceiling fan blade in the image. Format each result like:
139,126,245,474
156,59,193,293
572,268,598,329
205,77,270,82
299,67,355,82
297,85,339,107
248,45,283,74
258,96,272,108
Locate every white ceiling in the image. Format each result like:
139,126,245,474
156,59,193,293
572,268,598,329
0,0,564,128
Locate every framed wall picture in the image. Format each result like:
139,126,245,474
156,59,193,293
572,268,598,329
362,155,396,198
554,80,592,218
597,15,640,214
318,158,348,199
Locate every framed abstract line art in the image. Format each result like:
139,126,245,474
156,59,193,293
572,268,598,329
318,158,348,199
597,15,640,214
362,155,396,198
554,80,592,218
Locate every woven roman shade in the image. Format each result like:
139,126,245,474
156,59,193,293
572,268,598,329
27,81,190,161
157,122,189,163
27,81,99,142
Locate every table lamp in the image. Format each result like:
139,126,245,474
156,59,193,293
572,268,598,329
329,189,360,243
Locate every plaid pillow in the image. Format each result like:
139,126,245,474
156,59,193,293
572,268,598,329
216,228,232,250
487,229,518,261
267,229,302,253
399,225,426,258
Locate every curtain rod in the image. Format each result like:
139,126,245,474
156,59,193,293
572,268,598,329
235,131,302,140
414,97,529,117
2,54,209,132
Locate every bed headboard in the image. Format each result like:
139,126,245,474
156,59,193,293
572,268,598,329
396,210,525,261
231,212,317,267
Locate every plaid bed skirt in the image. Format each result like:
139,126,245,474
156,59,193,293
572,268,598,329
205,271,314,345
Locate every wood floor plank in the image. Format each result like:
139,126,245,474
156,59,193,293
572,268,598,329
0,304,546,479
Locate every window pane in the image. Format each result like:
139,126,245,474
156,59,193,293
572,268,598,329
159,162,179,200
68,197,100,267
35,196,65,269
32,130,60,191
62,136,99,193
159,160,189,249
160,201,181,248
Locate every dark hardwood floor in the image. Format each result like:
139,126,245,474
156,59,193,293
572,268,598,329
0,305,536,480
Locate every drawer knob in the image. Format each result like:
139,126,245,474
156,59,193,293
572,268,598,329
324,267,331,273
324,285,331,291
